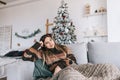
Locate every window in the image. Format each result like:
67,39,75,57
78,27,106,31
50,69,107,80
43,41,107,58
0,26,12,56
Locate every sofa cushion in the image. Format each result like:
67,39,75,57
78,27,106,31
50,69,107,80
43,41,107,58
88,42,120,69
67,43,88,64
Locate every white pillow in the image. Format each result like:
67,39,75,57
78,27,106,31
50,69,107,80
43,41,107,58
88,42,120,69
67,43,88,64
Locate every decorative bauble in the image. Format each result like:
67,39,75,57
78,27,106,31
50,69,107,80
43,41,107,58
65,28,69,33
60,32,63,35
62,15,66,19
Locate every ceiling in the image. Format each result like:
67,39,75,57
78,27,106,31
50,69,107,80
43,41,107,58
0,0,17,5
0,0,40,9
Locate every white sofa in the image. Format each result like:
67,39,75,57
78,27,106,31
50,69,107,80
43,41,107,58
6,60,34,80
6,42,120,80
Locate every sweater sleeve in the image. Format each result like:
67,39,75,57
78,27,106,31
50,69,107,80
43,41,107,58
22,42,42,61
22,49,37,61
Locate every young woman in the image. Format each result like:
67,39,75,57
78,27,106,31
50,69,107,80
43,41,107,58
22,34,77,79
23,34,120,80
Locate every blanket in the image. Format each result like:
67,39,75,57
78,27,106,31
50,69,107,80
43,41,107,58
38,63,120,80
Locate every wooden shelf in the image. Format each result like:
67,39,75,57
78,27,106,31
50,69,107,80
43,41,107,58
83,35,107,38
83,12,107,17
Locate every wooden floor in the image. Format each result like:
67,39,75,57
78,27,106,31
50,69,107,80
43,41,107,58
0,77,7,80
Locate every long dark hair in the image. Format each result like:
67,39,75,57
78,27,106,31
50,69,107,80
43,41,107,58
39,34,68,53
39,34,70,63
39,34,53,51
40,34,53,43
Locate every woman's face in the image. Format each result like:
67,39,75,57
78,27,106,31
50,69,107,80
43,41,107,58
44,37,55,49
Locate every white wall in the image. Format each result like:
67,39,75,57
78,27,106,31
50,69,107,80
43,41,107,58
0,0,107,50
107,0,120,42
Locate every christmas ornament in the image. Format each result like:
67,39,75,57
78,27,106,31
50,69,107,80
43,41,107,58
65,28,69,33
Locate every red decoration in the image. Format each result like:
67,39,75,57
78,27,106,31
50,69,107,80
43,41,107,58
60,32,63,35
34,39,37,43
71,22,73,26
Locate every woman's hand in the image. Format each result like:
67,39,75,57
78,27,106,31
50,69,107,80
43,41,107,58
53,66,62,75
39,41,43,47
24,52,32,58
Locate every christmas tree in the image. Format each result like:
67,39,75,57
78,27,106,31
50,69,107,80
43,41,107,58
52,0,77,45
